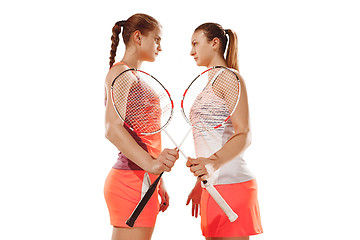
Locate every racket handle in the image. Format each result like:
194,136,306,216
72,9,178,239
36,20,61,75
163,130,237,221
126,172,163,227
203,181,238,222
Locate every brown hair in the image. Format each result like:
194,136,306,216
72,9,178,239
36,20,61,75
109,13,161,68
195,23,239,71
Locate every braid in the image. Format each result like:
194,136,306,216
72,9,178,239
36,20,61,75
109,22,122,68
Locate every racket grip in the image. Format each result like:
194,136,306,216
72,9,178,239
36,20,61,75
126,172,163,227
203,181,238,222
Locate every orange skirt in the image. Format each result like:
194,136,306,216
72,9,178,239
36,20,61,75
104,168,160,227
200,179,263,237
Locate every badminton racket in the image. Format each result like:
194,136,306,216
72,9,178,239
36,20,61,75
136,66,240,222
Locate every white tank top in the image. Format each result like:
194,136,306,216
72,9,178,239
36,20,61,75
190,73,255,186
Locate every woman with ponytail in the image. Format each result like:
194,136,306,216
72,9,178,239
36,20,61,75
103,14,179,240
186,23,263,239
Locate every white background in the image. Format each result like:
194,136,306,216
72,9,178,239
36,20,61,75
1,0,360,239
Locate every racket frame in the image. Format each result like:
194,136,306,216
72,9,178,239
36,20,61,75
111,68,174,135
180,65,241,131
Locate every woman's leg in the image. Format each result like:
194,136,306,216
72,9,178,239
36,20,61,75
111,227,155,240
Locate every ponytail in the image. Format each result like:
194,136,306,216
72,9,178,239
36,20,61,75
225,29,239,71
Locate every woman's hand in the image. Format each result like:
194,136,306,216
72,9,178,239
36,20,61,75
186,181,202,218
158,179,169,212
149,148,179,175
186,157,215,181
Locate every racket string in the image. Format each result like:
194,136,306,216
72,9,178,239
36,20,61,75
183,68,240,130
112,71,173,134
190,86,231,130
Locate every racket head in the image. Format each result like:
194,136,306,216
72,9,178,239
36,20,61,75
111,69,174,135
181,66,240,131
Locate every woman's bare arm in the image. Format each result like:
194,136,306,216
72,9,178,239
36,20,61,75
104,65,178,174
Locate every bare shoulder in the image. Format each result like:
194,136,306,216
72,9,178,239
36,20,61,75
229,68,244,82
228,68,247,90
105,64,129,87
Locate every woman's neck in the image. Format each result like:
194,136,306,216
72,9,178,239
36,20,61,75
121,48,143,69
207,55,227,68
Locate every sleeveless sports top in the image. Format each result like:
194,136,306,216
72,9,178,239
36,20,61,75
108,62,161,170
190,70,255,185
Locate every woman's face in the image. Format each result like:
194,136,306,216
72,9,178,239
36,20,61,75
190,30,214,67
139,27,162,62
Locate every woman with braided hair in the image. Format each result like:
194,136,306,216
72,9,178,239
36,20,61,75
103,14,179,240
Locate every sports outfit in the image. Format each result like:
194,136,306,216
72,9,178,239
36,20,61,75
191,72,263,237
104,62,161,227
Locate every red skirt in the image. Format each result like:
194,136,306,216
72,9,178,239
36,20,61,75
104,168,160,227
200,179,263,237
